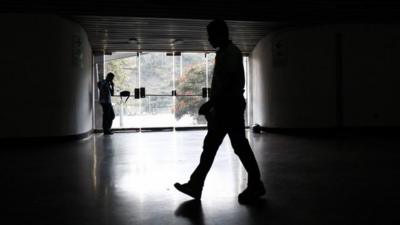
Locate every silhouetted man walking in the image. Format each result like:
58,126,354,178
98,72,115,135
175,19,265,203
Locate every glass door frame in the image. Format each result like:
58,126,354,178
102,51,250,131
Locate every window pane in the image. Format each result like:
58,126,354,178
140,96,174,128
207,53,216,88
175,96,207,127
176,53,206,95
99,51,248,129
104,53,138,129
105,54,138,94
140,52,173,95
111,96,141,128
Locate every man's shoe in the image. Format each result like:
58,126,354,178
104,131,114,135
174,182,202,200
238,182,266,204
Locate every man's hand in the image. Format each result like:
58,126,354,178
199,101,212,115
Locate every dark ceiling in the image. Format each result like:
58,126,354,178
2,1,400,53
2,1,400,22
68,16,283,53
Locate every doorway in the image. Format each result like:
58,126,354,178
102,51,249,130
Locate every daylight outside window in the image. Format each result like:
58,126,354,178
102,52,249,129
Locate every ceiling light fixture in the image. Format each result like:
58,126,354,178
171,39,184,45
128,38,139,44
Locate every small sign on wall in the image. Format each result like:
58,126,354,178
72,35,83,68
272,39,288,67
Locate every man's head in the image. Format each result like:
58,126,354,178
207,19,229,49
106,72,115,82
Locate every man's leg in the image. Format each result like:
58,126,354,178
228,127,262,187
107,104,115,132
189,127,226,187
101,103,108,133
227,114,265,202
175,113,226,199
103,104,114,134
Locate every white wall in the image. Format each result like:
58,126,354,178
0,14,93,138
251,26,337,128
250,24,400,128
341,25,400,127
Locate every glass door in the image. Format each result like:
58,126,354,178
137,52,214,129
174,52,211,127
104,52,139,129
103,51,247,130
138,52,175,128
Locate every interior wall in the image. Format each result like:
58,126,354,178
93,54,104,130
250,24,400,128
341,25,400,127
0,14,93,138
250,26,337,128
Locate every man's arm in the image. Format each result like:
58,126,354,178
110,82,114,96
210,51,242,105
199,100,213,115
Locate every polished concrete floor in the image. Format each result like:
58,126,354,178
1,130,400,225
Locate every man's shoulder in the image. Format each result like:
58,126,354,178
98,80,107,89
227,42,242,56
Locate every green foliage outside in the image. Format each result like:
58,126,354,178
175,63,207,122
105,53,213,124
105,56,137,93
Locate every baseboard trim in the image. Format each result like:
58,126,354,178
94,126,208,133
258,126,400,137
0,130,93,144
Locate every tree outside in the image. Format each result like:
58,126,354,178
175,62,207,124
104,52,216,127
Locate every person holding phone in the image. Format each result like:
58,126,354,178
98,72,115,135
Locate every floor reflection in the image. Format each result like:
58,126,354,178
91,131,255,225
175,200,205,225
93,132,246,201
95,135,116,200
5,130,395,224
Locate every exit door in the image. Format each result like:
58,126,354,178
105,52,216,129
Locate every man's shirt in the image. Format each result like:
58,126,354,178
210,41,245,107
98,80,113,104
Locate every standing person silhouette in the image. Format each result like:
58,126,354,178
98,72,115,135
175,19,265,203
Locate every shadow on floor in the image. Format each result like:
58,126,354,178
175,200,204,225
